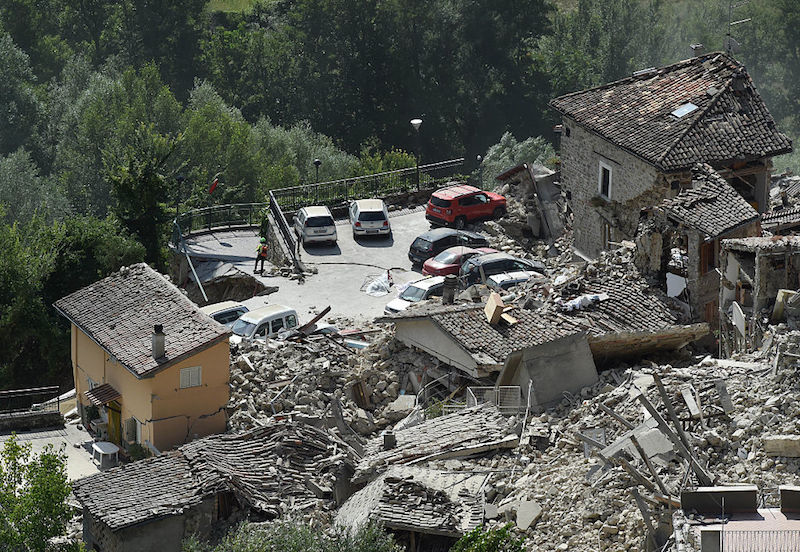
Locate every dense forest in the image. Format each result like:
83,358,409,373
1,0,799,390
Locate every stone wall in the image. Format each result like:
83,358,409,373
560,117,662,258
0,411,63,432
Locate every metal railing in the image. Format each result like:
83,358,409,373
466,386,524,415
268,190,298,266
0,386,61,416
172,203,269,245
270,158,465,212
711,530,800,551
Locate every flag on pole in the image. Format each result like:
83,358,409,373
208,177,219,194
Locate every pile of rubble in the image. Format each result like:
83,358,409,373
227,332,439,437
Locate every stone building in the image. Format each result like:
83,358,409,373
636,163,761,321
550,52,791,260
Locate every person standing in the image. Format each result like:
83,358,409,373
254,237,269,273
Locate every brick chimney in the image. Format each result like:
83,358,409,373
152,324,165,359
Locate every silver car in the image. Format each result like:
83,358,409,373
349,199,390,238
294,206,337,246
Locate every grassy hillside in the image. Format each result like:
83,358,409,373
207,0,258,13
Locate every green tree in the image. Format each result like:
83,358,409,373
108,123,179,266
450,524,525,552
0,31,41,155
0,149,70,224
0,434,72,551
477,132,555,189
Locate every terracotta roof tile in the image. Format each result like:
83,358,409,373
550,53,791,171
54,263,229,378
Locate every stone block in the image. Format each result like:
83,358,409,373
384,394,416,422
764,435,800,457
516,500,542,530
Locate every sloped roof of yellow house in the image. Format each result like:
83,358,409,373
54,263,230,378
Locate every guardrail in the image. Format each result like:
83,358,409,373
268,190,298,266
270,158,465,212
172,203,269,245
0,386,61,415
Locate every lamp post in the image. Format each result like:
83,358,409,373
410,118,422,190
476,155,483,187
313,158,321,183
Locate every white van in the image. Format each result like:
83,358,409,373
349,199,390,238
230,305,299,344
199,301,249,328
294,206,337,246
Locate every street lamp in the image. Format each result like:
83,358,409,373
476,155,483,187
313,158,321,183
410,118,422,190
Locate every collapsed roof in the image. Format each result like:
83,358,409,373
550,52,791,171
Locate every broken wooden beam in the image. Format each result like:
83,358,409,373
630,434,670,497
598,402,636,430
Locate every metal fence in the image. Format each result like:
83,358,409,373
270,158,465,212
268,190,298,265
172,203,269,244
466,386,524,415
711,530,800,551
0,386,61,416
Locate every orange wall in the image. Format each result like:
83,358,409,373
71,324,229,452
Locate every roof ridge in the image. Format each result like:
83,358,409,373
654,65,737,167
550,52,731,106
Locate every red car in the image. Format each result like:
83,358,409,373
425,184,507,229
422,246,498,276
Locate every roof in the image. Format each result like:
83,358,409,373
353,199,386,211
353,404,516,484
433,184,481,199
240,304,295,322
299,206,333,216
381,304,587,366
199,301,247,316
656,163,759,238
84,383,122,406
54,264,230,378
407,275,446,290
550,52,792,171
762,206,800,232
73,422,357,531
336,466,484,537
496,164,528,181
722,235,800,253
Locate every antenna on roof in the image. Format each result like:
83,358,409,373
726,0,751,56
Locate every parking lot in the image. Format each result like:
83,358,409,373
185,209,434,323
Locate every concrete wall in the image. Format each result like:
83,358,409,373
393,320,478,377
73,325,230,452
497,333,598,407
560,117,663,258
0,411,63,431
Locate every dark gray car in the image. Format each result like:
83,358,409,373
408,228,489,265
459,253,546,286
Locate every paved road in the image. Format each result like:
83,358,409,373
184,210,433,323
0,424,100,480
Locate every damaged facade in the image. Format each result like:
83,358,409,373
551,51,791,323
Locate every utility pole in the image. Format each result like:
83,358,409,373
726,0,751,56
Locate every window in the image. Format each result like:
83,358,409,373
598,161,612,199
180,366,202,389
700,241,716,274
286,315,298,328
271,318,284,333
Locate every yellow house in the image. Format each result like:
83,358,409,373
55,263,231,453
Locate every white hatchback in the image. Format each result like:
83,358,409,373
349,199,390,238
294,206,337,246
384,275,446,314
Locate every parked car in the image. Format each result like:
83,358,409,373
349,199,390,238
199,301,249,328
425,184,507,229
422,246,498,276
460,253,546,286
294,206,337,246
230,304,299,344
408,228,490,265
384,276,446,314
486,270,544,292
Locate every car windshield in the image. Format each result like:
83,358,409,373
432,250,459,264
400,285,427,302
430,196,451,208
359,211,386,221
305,216,334,227
412,237,432,251
231,319,256,337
